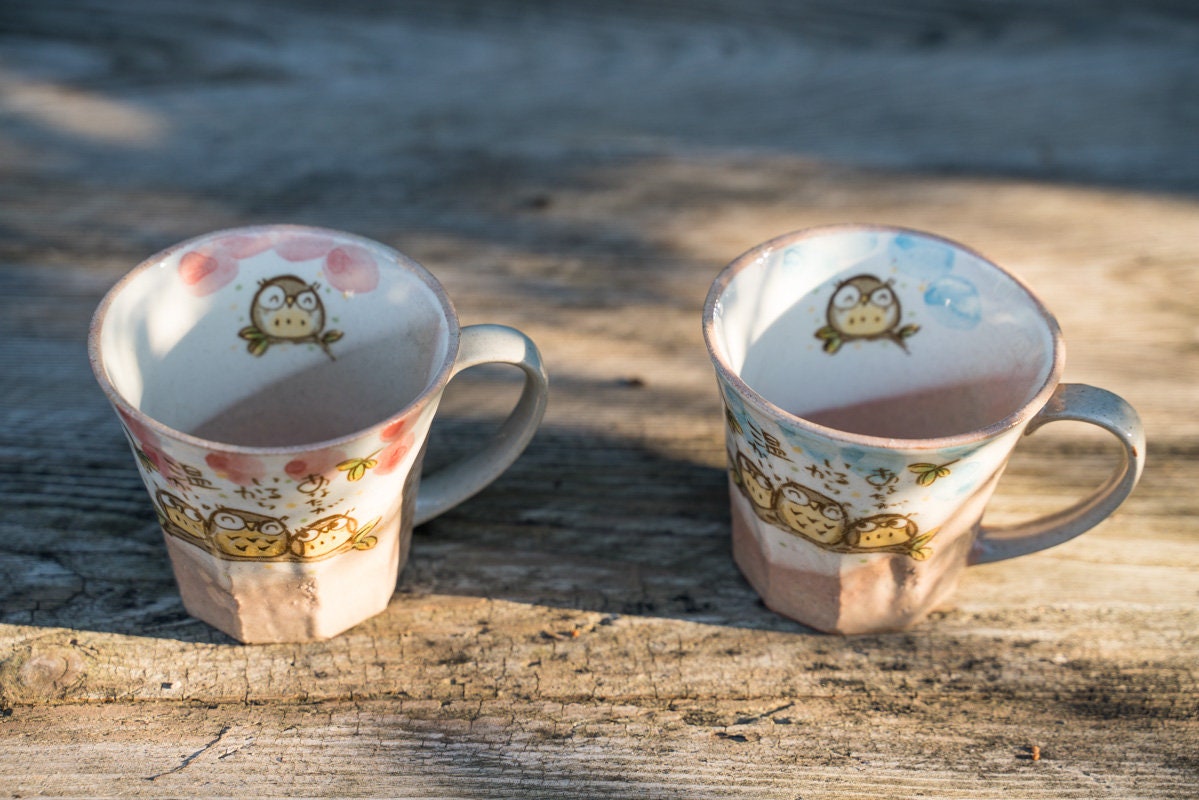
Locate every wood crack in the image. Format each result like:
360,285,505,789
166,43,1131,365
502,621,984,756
143,725,232,781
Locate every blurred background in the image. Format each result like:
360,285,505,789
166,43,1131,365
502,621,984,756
3,0,1196,264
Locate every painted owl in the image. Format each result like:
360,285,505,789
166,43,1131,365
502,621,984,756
252,275,324,339
240,274,342,358
816,274,918,353
289,513,358,559
735,452,776,515
208,507,290,559
845,513,919,549
155,489,206,544
773,481,847,545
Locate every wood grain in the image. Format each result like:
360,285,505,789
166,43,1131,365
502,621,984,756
1,1,1197,796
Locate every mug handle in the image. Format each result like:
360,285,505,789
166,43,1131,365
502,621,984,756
414,324,549,525
970,384,1145,565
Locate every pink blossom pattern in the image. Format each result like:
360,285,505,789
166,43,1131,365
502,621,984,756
177,230,381,299
375,416,415,475
324,245,379,294
274,233,337,262
375,432,415,475
213,231,276,259
205,451,267,486
379,417,410,442
178,248,238,296
285,447,348,481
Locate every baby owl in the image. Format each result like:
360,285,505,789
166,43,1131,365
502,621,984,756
241,274,342,359
816,273,919,353
251,275,325,340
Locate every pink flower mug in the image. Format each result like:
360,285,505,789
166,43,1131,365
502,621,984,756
703,225,1145,634
90,225,548,643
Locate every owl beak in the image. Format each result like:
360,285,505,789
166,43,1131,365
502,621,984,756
284,297,295,307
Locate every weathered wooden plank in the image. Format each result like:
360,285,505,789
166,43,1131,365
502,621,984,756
2,595,1197,705
3,699,1197,799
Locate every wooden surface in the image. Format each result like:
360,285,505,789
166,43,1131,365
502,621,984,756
2,1,1197,797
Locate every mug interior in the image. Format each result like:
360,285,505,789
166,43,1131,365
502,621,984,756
92,225,455,448
706,226,1060,440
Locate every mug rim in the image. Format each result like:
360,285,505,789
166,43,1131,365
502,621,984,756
702,223,1066,451
87,223,462,456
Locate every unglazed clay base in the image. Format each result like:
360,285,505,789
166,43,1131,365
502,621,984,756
728,452,1002,634
166,509,410,644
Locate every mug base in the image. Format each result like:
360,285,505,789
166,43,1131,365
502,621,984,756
730,488,971,635
163,513,410,644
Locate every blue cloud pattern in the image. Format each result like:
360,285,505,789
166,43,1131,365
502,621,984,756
893,233,954,282
924,275,982,330
886,232,983,331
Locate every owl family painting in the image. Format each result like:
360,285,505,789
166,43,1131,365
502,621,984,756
154,488,380,562
729,448,937,560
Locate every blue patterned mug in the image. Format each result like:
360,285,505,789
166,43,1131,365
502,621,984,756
703,225,1144,634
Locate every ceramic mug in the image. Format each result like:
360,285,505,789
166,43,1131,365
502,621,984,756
89,225,549,643
703,224,1144,634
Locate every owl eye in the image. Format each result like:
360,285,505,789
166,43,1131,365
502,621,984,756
259,520,285,536
213,511,245,530
295,291,319,311
854,520,878,532
784,487,809,506
822,505,845,521
869,287,895,307
161,494,180,509
832,284,861,309
184,506,204,523
258,285,286,310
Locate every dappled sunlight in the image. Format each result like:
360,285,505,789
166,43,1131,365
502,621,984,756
0,69,168,146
